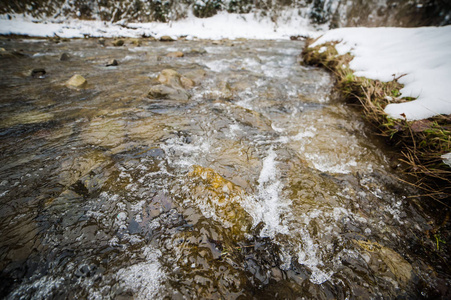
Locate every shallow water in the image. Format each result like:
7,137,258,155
0,37,449,299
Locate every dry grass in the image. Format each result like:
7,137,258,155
302,39,451,204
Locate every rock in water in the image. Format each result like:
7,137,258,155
31,68,46,78
160,36,175,42
66,74,87,88
166,51,184,58
157,69,182,87
106,59,118,67
112,39,124,47
148,85,190,101
180,76,195,89
183,69,207,85
60,53,70,61
98,38,105,46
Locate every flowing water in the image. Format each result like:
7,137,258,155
0,37,449,299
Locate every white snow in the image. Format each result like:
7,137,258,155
311,26,451,120
0,11,318,40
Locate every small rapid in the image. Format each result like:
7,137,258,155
0,37,449,299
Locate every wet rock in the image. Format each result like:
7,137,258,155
59,152,109,187
31,68,46,78
66,74,87,88
166,51,184,58
148,85,190,101
188,48,207,56
183,69,207,85
1,111,54,128
60,52,70,61
180,76,195,89
354,240,413,285
187,165,253,237
81,117,126,148
0,48,25,58
113,39,125,47
160,35,175,42
157,69,183,87
98,38,105,46
106,59,118,67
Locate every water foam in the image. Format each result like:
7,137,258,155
243,149,290,237
116,247,165,299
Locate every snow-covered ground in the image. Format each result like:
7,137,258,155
0,14,450,121
311,26,451,120
0,12,319,40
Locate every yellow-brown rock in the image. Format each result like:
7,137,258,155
66,74,87,88
166,51,184,58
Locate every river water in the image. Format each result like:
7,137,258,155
0,37,449,299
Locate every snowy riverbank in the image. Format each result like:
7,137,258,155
1,14,450,121
0,12,319,40
310,26,451,121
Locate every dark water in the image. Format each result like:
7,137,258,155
0,37,449,299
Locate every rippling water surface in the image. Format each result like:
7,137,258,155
0,37,449,299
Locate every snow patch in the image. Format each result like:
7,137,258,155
311,26,451,120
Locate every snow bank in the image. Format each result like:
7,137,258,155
0,11,319,40
311,26,451,120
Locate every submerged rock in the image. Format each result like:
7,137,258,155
187,165,253,237
60,52,70,61
180,76,195,89
354,240,413,285
1,111,54,128
183,69,207,85
166,51,184,58
66,74,87,88
148,84,190,101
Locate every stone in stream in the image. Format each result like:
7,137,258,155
112,39,125,47
148,84,190,101
183,69,207,85
31,68,46,78
187,48,207,56
166,51,184,58
66,74,87,88
106,59,118,67
157,69,182,86
157,69,199,89
180,76,195,89
160,35,175,42
60,52,70,61
98,38,105,46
